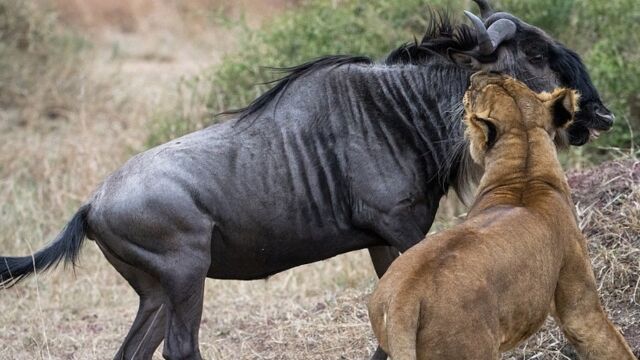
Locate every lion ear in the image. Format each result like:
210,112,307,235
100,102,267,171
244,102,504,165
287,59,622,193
466,113,498,148
543,88,579,129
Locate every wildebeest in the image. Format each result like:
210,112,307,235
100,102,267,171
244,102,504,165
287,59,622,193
368,72,636,360
0,1,616,359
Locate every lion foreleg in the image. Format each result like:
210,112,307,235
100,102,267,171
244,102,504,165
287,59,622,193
553,239,636,360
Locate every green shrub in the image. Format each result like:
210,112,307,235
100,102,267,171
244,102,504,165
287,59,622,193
150,0,640,154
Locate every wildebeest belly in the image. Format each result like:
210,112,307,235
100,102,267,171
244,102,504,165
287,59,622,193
187,120,386,279
207,223,382,279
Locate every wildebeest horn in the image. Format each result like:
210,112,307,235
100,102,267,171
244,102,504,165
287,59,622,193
464,11,517,55
472,0,495,19
486,12,534,32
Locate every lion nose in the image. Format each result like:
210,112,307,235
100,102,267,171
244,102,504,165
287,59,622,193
470,71,490,85
470,71,505,89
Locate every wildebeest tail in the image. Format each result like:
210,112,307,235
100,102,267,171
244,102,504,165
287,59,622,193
0,204,91,288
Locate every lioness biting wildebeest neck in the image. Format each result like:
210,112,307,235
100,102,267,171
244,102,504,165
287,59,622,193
368,72,636,360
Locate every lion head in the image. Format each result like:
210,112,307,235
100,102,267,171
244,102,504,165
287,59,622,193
463,72,579,166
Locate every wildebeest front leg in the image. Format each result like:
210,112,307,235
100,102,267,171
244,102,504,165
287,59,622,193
369,345,389,360
554,239,637,360
367,216,421,360
365,200,435,278
368,246,397,360
370,202,435,254
368,246,400,279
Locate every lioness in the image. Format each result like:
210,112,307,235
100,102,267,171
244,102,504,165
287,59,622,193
367,72,636,360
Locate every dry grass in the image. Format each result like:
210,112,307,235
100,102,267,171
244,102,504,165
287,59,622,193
0,1,638,359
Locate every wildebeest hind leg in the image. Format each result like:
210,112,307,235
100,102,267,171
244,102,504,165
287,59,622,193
163,266,208,359
99,245,168,360
160,241,210,360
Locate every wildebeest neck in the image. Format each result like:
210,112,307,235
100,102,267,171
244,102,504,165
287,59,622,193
231,59,475,193
325,60,473,191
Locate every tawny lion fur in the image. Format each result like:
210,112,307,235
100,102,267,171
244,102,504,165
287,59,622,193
368,72,636,360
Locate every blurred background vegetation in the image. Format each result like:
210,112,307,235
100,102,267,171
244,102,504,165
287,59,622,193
148,0,640,163
1,0,637,156
0,1,89,130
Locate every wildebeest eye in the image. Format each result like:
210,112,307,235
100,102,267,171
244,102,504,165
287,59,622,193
529,54,545,64
521,40,548,65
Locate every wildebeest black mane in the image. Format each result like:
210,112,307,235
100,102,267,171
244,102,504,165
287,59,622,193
221,55,372,120
385,9,477,64
223,9,478,121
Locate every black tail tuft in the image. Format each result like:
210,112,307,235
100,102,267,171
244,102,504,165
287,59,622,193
0,204,91,288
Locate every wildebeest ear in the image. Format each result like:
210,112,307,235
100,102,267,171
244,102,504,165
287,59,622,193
467,113,498,148
448,49,483,71
542,88,579,128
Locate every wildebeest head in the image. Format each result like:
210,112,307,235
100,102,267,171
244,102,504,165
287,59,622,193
449,0,613,146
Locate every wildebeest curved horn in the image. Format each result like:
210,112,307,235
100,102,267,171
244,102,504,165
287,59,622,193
465,11,516,55
465,10,493,55
486,12,534,32
472,0,495,19
486,19,517,49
